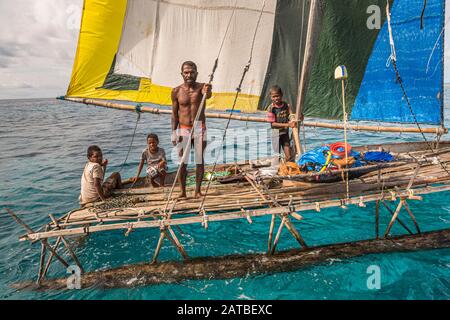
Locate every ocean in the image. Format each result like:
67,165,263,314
0,97,449,300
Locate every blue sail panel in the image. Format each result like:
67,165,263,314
351,0,444,125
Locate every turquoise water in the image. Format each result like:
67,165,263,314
0,98,449,300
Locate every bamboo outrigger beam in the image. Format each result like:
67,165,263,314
61,97,448,135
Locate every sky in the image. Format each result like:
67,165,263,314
0,0,449,100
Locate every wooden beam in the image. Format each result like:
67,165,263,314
62,97,447,135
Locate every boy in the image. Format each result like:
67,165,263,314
80,145,121,206
266,85,298,162
133,133,167,187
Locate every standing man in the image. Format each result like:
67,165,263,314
171,61,212,199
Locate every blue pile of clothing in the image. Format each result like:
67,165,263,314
298,146,362,172
298,146,395,173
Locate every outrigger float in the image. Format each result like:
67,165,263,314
7,0,450,289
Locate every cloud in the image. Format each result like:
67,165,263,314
0,0,449,99
0,0,82,99
0,81,33,89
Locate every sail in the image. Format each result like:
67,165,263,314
67,0,445,125
302,0,445,125
67,0,311,113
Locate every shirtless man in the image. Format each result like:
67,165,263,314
171,61,212,199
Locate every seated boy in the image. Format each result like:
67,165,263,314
133,133,167,187
80,145,122,206
266,85,299,162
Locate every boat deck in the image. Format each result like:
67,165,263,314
18,141,450,242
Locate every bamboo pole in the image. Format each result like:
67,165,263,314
49,214,84,272
166,226,189,260
295,0,322,156
283,217,308,248
383,200,405,238
62,97,447,135
375,200,380,240
270,217,286,255
267,214,276,253
37,240,47,284
380,200,413,235
4,209,71,268
41,237,62,281
402,201,421,234
151,232,166,264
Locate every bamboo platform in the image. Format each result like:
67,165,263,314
5,140,450,286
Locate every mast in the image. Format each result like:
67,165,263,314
294,0,322,155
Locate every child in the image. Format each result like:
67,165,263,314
133,133,167,187
80,145,122,206
266,85,297,162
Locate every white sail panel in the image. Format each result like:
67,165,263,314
114,0,277,96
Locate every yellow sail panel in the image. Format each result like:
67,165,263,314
67,0,127,99
66,0,276,112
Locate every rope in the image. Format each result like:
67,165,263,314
420,0,427,30
162,2,239,214
198,0,267,213
426,8,450,74
386,1,450,176
119,105,142,173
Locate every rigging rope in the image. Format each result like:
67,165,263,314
386,1,449,176
420,0,427,30
162,2,239,214
119,105,142,174
198,0,268,214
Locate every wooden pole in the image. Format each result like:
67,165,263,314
294,0,322,156
383,200,404,238
62,97,447,135
4,209,70,268
375,200,380,240
284,218,308,248
37,241,47,285
341,78,350,200
151,232,166,264
270,217,286,255
166,226,189,260
381,200,414,235
402,201,421,234
49,214,84,272
267,214,276,253
41,237,62,281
